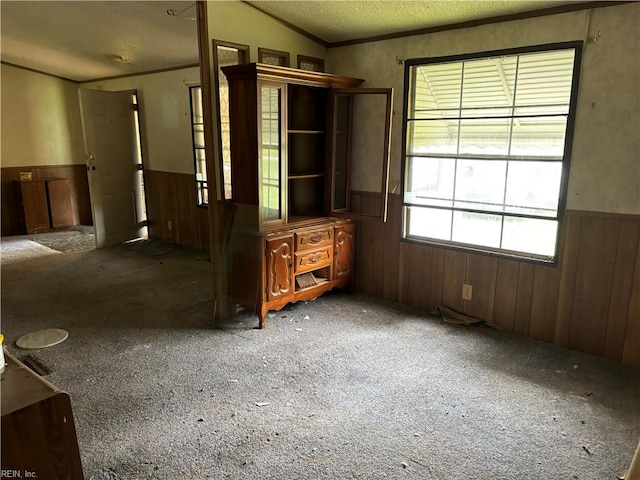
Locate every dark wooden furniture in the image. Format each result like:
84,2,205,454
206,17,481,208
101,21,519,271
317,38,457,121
1,165,92,237
16,178,74,233
47,178,75,228
222,63,392,326
1,350,84,479
18,180,49,233
260,217,355,322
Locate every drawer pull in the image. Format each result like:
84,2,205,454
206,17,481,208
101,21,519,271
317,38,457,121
307,253,322,264
298,251,330,269
301,232,330,246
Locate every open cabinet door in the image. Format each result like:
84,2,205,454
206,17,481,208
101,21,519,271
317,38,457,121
330,88,393,222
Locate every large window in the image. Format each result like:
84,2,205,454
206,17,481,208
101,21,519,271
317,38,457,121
402,43,581,262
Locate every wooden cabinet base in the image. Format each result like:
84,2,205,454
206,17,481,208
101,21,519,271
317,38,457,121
228,217,355,328
252,218,355,328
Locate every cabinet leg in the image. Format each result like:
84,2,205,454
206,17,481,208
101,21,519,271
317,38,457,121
257,306,268,329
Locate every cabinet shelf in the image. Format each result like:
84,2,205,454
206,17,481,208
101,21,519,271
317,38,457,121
295,269,330,291
288,84,328,132
289,130,325,135
288,173,324,180
297,278,331,292
289,131,325,181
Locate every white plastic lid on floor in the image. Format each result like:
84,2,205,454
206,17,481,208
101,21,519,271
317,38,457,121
16,329,68,349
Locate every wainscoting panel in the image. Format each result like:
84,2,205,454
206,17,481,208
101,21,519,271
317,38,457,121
623,244,640,365
492,259,520,331
443,249,466,314
464,254,498,323
568,216,620,357
354,193,640,366
529,263,560,344
143,169,209,251
605,220,640,362
514,263,535,337
355,213,375,295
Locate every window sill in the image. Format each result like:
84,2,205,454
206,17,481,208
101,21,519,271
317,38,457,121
400,235,559,267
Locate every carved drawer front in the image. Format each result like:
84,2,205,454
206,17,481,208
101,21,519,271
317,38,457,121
295,228,333,252
295,249,332,274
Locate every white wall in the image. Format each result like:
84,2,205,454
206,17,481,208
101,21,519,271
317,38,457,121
207,1,326,64
1,64,84,167
327,3,640,215
82,67,200,175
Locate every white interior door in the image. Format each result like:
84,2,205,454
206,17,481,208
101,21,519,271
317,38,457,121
79,89,146,248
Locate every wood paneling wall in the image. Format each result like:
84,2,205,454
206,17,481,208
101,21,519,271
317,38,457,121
356,194,640,366
1,165,92,236
144,169,210,251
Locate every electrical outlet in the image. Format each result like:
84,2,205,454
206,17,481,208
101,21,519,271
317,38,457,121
462,284,473,301
167,220,172,231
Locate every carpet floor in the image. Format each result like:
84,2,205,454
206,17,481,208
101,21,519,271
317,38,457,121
1,243,638,480
1,226,95,266
28,226,96,253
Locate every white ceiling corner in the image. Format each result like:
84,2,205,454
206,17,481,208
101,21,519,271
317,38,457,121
0,1,199,82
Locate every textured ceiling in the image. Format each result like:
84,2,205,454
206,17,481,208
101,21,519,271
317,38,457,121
1,1,581,82
250,0,575,44
0,1,198,82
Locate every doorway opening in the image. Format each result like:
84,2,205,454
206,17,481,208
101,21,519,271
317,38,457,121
131,91,148,239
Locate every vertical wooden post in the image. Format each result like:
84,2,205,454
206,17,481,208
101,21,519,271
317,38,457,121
196,0,230,322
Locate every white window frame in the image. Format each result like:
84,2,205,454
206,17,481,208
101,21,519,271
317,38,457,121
401,42,583,263
189,85,208,206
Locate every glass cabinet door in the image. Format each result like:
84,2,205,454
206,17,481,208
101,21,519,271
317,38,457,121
259,81,287,224
332,94,351,212
331,88,393,221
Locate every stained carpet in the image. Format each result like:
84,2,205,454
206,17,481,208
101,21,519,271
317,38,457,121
1,244,638,480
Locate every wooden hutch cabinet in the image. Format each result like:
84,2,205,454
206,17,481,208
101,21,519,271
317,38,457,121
222,63,392,327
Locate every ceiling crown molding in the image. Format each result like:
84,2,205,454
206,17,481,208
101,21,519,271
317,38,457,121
241,1,329,48
244,1,632,49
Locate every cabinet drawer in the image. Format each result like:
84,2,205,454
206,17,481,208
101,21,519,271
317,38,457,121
295,228,333,251
295,249,332,273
